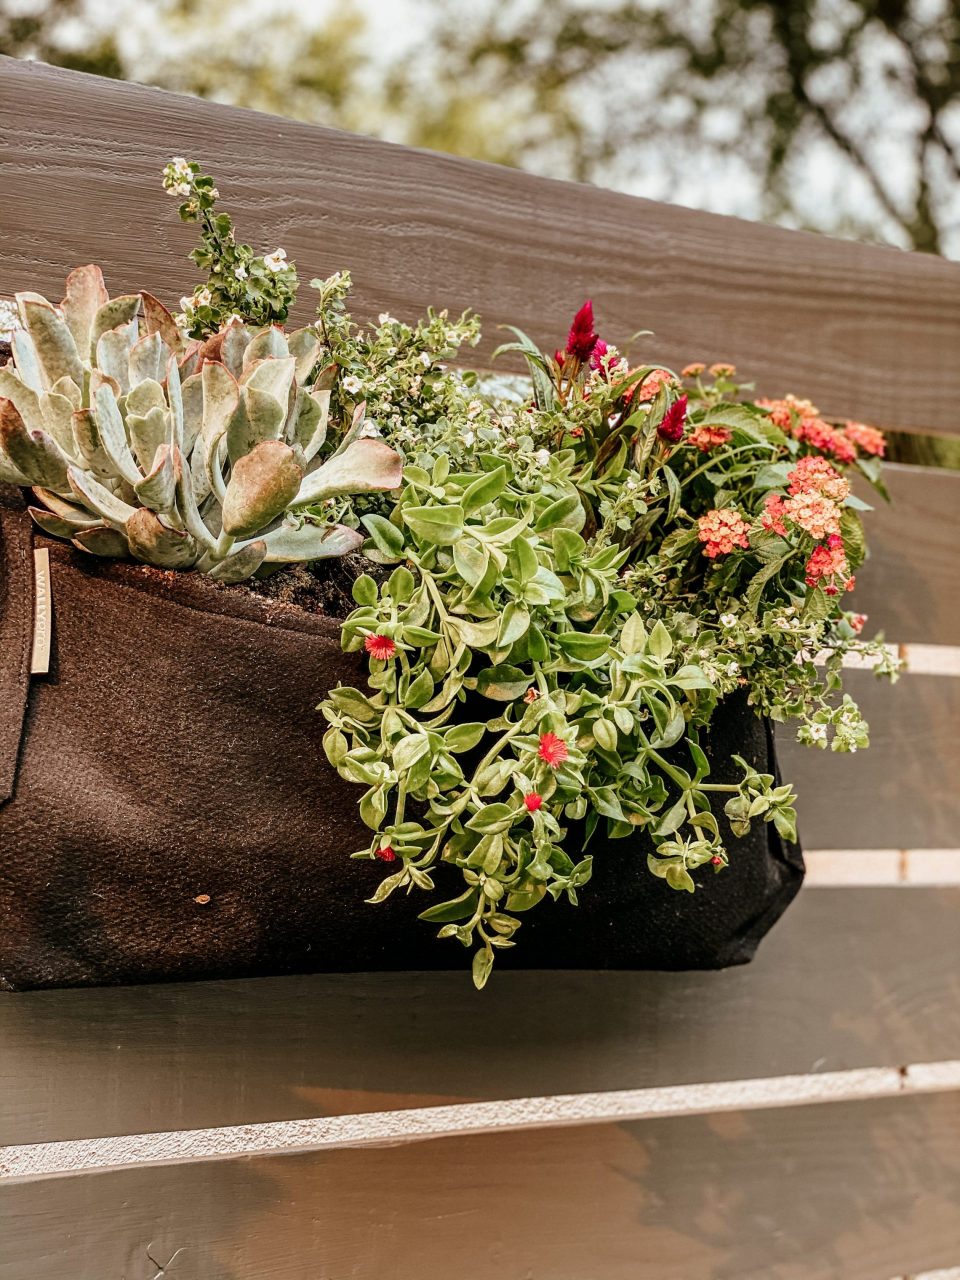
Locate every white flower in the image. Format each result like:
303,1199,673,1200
179,296,195,313
234,264,248,280
500,413,516,429
420,352,432,368
342,375,363,395
263,248,288,272
170,155,188,169
359,420,382,438
172,182,191,197
809,723,828,743
378,313,396,325
467,399,484,420
195,288,213,307
534,448,551,466
719,613,738,628
463,430,476,446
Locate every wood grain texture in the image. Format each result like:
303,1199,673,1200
780,670,960,849
852,464,960,645
2,1092,959,1280
2,888,958,1145
3,58,960,434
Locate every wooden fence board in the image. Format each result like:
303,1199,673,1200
2,887,958,1145
780,671,960,849
852,464,960,646
2,57,960,434
2,1092,959,1280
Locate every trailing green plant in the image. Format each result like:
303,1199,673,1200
317,303,899,987
0,267,401,580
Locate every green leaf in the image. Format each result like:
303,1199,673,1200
556,631,609,662
497,600,530,648
466,802,515,834
476,664,530,700
362,512,405,557
352,573,379,606
534,494,582,532
405,668,435,709
387,565,415,602
744,552,791,615
552,527,585,572
647,620,674,659
393,733,431,772
419,887,480,923
403,503,465,545
462,465,508,514
472,946,494,990
453,537,489,587
444,722,487,752
671,665,715,691
620,612,647,655
655,799,687,837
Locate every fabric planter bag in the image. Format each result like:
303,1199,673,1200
0,486,804,990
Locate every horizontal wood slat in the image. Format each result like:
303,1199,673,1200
3,58,960,434
852,464,960,645
2,1092,959,1280
2,888,958,1145
779,671,960,849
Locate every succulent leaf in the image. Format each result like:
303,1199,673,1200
19,298,84,390
31,487,102,525
258,520,364,562
220,324,251,378
243,327,288,367
206,538,267,583
29,506,100,538
60,265,109,356
293,438,403,507
172,446,217,552
126,507,197,569
72,525,131,557
289,388,330,462
0,399,71,490
227,386,286,463
94,384,142,488
221,439,303,538
67,464,138,527
134,443,177,513
139,291,183,354
71,409,114,479
39,392,78,454
288,328,322,385
0,368,43,432
129,331,168,386
91,296,140,355
10,330,44,394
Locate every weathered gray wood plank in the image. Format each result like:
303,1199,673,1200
2,888,958,1145
2,1092,958,1280
780,671,960,849
2,58,960,434
852,464,960,645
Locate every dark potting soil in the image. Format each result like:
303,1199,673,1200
238,551,385,620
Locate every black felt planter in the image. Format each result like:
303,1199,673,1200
0,486,804,990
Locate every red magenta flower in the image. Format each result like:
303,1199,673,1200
565,300,600,362
364,633,396,661
537,732,569,768
524,792,543,812
589,338,609,370
375,846,396,862
657,395,688,444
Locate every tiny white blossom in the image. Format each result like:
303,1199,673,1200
378,313,396,325
719,613,738,628
463,430,476,446
263,248,287,272
534,448,551,466
234,264,248,280
359,420,382,438
342,375,363,395
179,296,195,313
172,182,191,197
419,352,432,367
195,288,213,307
809,724,828,743
500,413,516,429
467,400,484,420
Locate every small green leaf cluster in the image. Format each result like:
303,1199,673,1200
162,158,298,337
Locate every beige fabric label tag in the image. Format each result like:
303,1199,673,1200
30,547,52,675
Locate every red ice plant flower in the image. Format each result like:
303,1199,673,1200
524,792,544,812
364,634,397,661
565,300,600,362
657,395,688,444
375,846,397,862
537,732,569,768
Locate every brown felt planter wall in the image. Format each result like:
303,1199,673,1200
0,486,803,990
